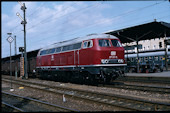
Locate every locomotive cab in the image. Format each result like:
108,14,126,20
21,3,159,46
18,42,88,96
97,38,124,64
92,38,125,83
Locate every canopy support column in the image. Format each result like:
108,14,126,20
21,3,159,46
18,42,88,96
136,39,140,73
164,32,168,71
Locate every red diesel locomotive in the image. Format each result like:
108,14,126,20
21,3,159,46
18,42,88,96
36,34,126,84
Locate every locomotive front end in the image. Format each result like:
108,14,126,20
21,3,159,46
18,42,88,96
96,37,126,84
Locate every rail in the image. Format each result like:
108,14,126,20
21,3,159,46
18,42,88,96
2,91,79,112
2,78,170,111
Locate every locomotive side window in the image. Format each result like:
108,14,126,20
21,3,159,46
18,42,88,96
111,39,122,47
40,50,46,55
73,42,82,49
40,51,43,55
62,46,68,51
46,49,50,54
68,45,73,50
49,48,55,54
62,42,82,52
55,47,61,53
99,39,111,47
83,40,93,48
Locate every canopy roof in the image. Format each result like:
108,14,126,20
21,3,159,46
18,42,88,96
105,21,170,43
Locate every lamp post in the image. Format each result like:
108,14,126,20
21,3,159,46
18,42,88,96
17,1,28,79
7,33,14,91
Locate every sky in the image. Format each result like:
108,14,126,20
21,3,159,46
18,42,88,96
1,1,170,58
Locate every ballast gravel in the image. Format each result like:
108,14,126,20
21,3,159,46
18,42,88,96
2,75,170,111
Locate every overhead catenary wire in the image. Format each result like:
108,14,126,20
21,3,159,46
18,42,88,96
9,1,165,37
25,2,102,33
8,2,46,34
5,2,101,50
27,2,103,37
12,2,82,36
27,2,46,17
7,2,77,36
2,1,169,58
28,14,170,51
27,1,167,45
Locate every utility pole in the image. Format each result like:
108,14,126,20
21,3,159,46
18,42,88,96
17,1,28,79
14,35,17,55
14,35,18,79
164,32,168,71
136,39,140,73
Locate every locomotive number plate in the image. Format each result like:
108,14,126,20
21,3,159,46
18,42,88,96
109,51,117,59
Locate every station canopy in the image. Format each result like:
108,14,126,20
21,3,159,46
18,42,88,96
105,21,170,43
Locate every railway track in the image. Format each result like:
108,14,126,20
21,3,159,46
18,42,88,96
101,83,170,94
2,101,24,112
2,91,79,112
116,76,170,85
2,78,170,111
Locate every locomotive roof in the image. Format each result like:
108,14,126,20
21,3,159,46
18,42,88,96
40,34,118,51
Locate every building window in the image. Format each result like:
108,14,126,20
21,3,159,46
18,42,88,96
159,42,162,48
154,45,156,49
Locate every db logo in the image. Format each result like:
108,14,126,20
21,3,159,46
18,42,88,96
111,51,116,56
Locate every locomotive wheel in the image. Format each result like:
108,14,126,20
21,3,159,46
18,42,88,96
83,74,97,86
40,71,47,80
39,71,44,79
146,69,149,73
153,69,157,73
160,68,163,72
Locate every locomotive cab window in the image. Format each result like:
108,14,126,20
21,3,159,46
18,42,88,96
83,40,93,48
99,39,111,47
111,39,122,47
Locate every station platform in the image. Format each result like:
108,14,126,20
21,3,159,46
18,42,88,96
125,70,170,77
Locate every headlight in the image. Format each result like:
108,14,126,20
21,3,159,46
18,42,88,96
101,59,109,64
118,59,124,63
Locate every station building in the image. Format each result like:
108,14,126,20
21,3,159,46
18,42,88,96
122,37,170,53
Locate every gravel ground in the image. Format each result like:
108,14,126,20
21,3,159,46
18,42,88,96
2,81,119,111
2,75,170,111
20,77,170,103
